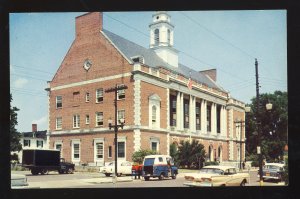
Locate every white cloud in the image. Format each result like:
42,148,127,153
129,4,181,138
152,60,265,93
32,115,47,130
14,78,28,88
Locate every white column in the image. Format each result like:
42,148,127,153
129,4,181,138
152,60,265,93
189,96,196,132
166,89,170,130
201,100,207,134
180,93,184,130
176,92,181,130
221,106,225,136
211,103,215,134
224,107,228,138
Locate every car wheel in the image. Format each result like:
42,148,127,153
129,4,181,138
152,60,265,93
31,169,39,175
117,173,122,177
158,173,164,180
144,177,150,181
67,168,74,174
171,174,177,179
105,173,111,177
40,169,48,175
58,170,64,174
240,180,246,186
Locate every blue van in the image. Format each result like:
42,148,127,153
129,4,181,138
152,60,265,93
142,155,178,181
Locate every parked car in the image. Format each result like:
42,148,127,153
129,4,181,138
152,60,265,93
260,163,285,182
183,165,250,187
99,161,133,177
142,155,178,181
11,174,28,188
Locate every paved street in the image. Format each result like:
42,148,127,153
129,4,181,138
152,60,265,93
11,169,285,188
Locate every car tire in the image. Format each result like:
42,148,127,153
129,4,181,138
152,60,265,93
58,170,64,174
171,174,177,179
158,173,164,180
40,169,48,175
144,177,150,181
105,173,111,177
240,180,246,186
67,168,74,174
31,169,39,175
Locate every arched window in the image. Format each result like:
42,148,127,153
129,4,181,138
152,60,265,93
152,105,157,125
167,29,171,45
154,29,159,45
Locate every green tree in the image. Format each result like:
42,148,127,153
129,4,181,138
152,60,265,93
169,143,179,166
132,149,157,164
245,91,287,162
10,94,22,153
176,140,206,169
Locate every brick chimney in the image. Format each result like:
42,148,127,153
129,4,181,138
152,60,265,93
32,124,37,132
200,69,217,82
75,12,103,38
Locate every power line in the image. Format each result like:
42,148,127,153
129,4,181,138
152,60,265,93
11,73,49,82
11,64,54,75
178,12,256,60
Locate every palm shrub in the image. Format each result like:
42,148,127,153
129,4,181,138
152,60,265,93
176,140,206,169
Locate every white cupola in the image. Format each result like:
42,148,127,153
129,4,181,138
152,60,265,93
149,11,179,68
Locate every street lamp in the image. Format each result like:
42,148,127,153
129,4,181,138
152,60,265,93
105,84,128,183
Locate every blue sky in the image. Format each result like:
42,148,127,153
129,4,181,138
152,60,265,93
10,11,287,132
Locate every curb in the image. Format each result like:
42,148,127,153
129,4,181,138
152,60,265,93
82,176,134,184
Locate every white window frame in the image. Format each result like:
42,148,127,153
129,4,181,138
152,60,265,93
149,94,161,129
94,138,104,163
152,105,157,126
85,92,90,102
36,140,43,148
117,110,125,125
73,114,80,128
154,28,159,45
56,117,62,130
23,139,31,147
55,140,63,158
86,115,90,125
117,136,126,160
117,84,126,100
56,96,62,109
96,112,103,127
96,89,103,103
150,137,159,152
71,139,80,164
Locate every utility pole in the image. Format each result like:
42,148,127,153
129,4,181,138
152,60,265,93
105,84,128,183
255,58,263,186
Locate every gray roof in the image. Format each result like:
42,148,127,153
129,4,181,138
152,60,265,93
102,29,225,91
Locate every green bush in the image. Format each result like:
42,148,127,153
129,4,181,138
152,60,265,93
132,149,158,164
247,154,259,167
204,161,219,166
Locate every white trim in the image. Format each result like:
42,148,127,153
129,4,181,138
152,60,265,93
149,95,161,129
167,132,170,156
133,129,141,152
71,139,81,164
166,88,170,129
133,79,141,126
94,138,104,164
54,140,63,158
51,73,131,91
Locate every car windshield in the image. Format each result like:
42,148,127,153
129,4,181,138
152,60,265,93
264,165,282,171
199,168,224,175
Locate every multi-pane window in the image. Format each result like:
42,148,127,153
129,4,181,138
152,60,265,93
169,95,177,127
36,140,43,148
56,96,62,108
207,105,211,132
23,139,30,147
117,142,125,158
117,84,125,100
86,115,90,124
184,99,189,129
73,143,80,159
154,29,159,45
151,142,158,152
196,102,201,130
96,112,103,126
217,105,221,133
152,106,157,125
73,114,80,128
85,92,90,102
56,117,62,130
55,143,62,157
108,146,112,158
96,89,103,103
117,110,125,125
96,142,104,159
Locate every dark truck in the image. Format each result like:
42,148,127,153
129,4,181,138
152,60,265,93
22,149,75,175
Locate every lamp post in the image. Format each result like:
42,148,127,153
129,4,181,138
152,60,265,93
105,84,128,183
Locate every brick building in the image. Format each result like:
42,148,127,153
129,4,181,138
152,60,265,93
46,12,246,167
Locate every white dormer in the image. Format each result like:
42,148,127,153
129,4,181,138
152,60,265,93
149,11,179,68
